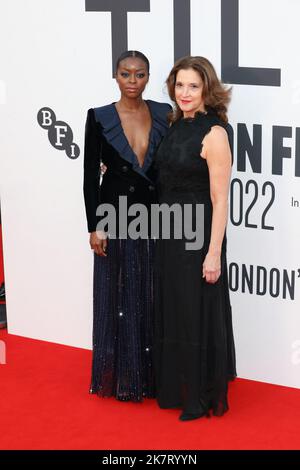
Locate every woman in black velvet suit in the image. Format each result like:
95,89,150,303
83,51,171,401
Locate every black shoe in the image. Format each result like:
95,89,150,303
179,410,210,421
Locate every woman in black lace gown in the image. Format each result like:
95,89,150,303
154,56,236,420
84,51,171,402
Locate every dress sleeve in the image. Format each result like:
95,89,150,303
83,108,102,233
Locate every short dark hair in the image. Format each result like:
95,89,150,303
116,50,150,74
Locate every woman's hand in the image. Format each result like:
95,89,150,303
90,231,108,257
202,252,221,284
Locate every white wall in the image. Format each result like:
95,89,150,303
227,0,300,388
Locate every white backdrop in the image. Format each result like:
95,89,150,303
0,0,299,388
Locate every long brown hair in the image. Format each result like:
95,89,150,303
166,56,231,123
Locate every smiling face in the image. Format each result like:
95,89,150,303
115,57,149,99
175,68,205,118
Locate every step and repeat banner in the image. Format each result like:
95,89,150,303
0,0,299,388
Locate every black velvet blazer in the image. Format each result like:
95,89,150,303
83,100,171,233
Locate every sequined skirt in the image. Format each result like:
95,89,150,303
90,238,155,401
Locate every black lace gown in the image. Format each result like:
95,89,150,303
154,111,236,416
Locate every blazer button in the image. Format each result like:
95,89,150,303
148,185,155,191
129,185,135,192
122,165,128,172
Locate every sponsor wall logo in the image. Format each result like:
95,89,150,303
85,0,281,84
227,120,300,300
229,263,300,301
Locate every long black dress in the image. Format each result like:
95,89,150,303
154,111,236,416
84,100,171,402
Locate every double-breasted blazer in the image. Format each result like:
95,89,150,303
83,100,171,233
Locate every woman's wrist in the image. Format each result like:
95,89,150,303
207,247,221,256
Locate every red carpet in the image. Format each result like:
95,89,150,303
0,328,300,450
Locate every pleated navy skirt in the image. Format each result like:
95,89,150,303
90,238,155,401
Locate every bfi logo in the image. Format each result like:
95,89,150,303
85,0,281,85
